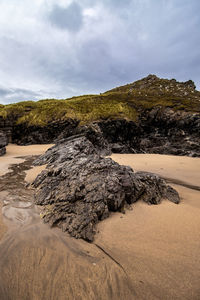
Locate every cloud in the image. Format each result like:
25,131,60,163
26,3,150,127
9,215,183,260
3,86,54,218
49,2,83,32
0,88,9,97
0,0,200,104
0,86,42,104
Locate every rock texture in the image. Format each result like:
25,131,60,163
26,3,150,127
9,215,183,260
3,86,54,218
140,107,200,156
33,136,180,241
0,131,7,156
32,108,200,157
12,119,79,145
4,110,199,157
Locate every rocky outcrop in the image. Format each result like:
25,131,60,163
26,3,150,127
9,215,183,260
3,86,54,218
0,131,7,156
33,136,180,242
82,107,200,156
33,134,106,166
0,75,199,156
0,116,13,143
110,74,197,96
1,107,200,156
97,119,141,153
130,74,196,96
140,107,200,156
11,119,79,145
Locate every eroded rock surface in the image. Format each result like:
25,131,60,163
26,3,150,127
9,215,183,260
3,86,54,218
0,131,7,156
33,137,180,241
140,107,200,156
33,134,109,167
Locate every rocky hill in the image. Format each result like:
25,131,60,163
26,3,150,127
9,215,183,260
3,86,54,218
0,74,200,156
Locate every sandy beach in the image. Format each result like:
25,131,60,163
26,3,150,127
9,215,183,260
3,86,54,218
110,153,200,188
0,144,54,176
0,146,200,299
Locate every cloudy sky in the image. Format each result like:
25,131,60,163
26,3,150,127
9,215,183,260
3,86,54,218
0,0,199,104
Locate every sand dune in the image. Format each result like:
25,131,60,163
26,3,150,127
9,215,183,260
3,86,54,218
0,147,200,299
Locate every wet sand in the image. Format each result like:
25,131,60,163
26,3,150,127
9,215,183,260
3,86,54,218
0,144,53,240
0,199,7,240
0,144,53,176
0,147,200,299
25,165,47,183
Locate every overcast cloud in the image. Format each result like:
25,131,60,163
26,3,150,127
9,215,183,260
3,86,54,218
0,0,199,104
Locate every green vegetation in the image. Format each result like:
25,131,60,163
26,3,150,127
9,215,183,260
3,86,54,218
0,94,138,126
0,75,199,127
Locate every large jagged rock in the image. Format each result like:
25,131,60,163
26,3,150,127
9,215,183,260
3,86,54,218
0,131,7,156
33,134,108,167
33,137,180,242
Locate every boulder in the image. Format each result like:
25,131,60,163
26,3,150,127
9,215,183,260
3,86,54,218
33,136,180,242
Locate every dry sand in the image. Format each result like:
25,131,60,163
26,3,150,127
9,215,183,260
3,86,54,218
110,153,200,188
0,147,200,299
96,184,200,299
94,153,200,299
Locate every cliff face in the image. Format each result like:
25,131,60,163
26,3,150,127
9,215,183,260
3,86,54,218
0,75,200,156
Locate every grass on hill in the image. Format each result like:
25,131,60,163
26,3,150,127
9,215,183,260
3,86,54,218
0,76,200,127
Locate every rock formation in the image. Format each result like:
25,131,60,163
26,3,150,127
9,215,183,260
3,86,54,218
0,131,7,156
33,136,180,242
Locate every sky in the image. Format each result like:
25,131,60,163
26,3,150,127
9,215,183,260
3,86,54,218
0,0,200,104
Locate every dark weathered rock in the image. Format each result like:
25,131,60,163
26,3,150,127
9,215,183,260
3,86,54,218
33,135,100,166
0,147,6,156
12,119,79,145
97,119,141,153
74,112,200,156
165,185,180,204
79,123,111,156
33,137,180,242
33,155,140,241
140,107,200,156
0,131,7,156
